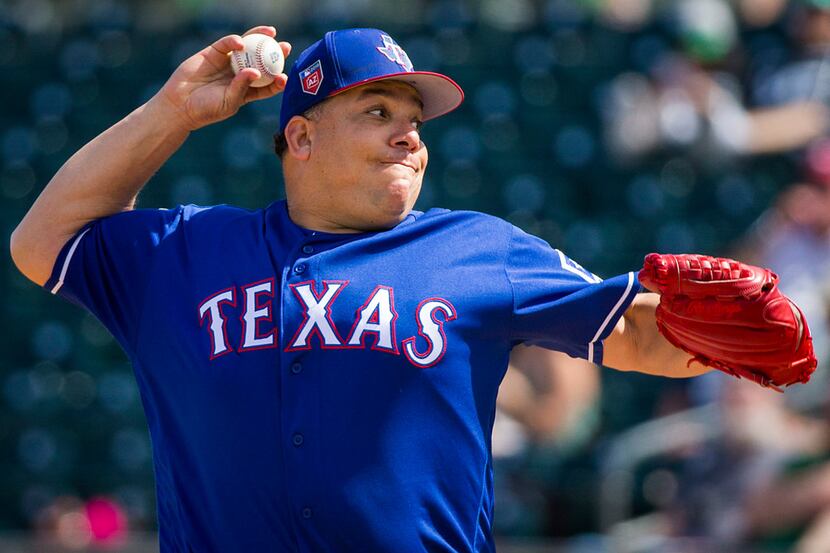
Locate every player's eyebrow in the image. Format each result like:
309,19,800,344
356,85,424,110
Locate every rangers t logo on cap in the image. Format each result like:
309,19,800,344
299,60,324,95
376,34,413,72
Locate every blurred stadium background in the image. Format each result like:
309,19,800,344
3,0,830,551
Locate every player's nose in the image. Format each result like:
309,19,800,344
390,124,421,153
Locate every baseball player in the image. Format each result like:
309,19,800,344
11,26,815,552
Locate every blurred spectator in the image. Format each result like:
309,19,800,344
597,0,654,31
736,139,830,404
610,377,827,552
735,0,790,28
33,495,128,550
755,1,830,107
498,345,600,448
742,450,830,553
493,346,601,536
605,0,829,162
669,379,826,546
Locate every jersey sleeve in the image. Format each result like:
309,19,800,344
505,225,640,365
42,207,189,352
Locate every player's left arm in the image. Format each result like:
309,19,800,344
602,292,711,377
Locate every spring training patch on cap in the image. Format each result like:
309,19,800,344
300,60,324,95
376,34,413,71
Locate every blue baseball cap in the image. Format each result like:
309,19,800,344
279,28,464,132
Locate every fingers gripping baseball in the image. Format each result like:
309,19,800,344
638,253,817,390
157,26,291,131
225,68,265,109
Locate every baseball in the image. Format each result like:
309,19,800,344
230,33,284,88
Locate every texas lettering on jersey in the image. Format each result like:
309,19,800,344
198,279,457,368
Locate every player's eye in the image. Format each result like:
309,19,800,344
368,107,387,118
412,119,423,131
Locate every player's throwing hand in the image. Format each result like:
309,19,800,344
157,26,291,131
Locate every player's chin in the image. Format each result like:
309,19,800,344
375,180,419,222
386,178,420,208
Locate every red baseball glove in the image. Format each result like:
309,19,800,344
638,253,817,391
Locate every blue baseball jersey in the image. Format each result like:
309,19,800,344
45,200,638,553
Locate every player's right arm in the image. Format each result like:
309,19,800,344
10,26,289,286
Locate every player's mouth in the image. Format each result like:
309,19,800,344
381,160,419,173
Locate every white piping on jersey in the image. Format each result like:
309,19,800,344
557,250,602,284
587,271,636,364
50,227,91,295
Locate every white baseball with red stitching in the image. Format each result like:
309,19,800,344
229,33,284,88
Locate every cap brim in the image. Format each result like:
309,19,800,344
330,71,464,121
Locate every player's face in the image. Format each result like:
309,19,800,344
308,81,427,230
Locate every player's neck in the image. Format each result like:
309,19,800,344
285,203,365,234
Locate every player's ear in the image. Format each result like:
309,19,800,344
284,116,313,161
